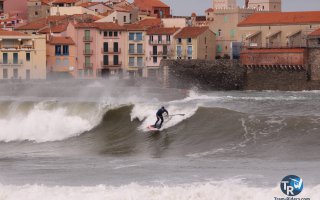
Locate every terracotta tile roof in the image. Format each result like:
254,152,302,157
75,22,125,30
15,15,68,30
78,2,102,8
0,29,28,36
309,28,320,37
241,48,305,54
134,0,169,11
124,18,161,30
238,11,320,26
39,22,69,33
147,27,179,35
49,36,75,45
174,26,210,38
52,0,79,4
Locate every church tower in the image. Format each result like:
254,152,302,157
247,0,282,12
212,0,237,9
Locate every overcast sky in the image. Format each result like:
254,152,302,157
130,0,320,16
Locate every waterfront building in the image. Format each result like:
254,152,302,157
0,30,46,80
123,18,161,77
173,27,216,60
145,27,179,76
75,22,125,78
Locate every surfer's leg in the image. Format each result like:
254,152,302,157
159,116,164,128
154,115,160,126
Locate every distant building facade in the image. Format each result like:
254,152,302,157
0,30,46,80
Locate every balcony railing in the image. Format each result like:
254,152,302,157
128,62,144,67
149,40,171,45
83,50,93,55
0,45,34,50
83,36,93,42
55,53,70,56
101,61,122,68
83,63,93,68
150,51,168,56
101,48,121,54
0,60,23,66
128,50,145,55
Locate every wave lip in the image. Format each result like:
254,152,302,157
0,102,106,143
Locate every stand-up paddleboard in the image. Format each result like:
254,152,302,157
147,125,160,131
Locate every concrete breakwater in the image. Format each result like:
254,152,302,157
161,59,320,91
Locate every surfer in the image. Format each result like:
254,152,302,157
154,106,169,129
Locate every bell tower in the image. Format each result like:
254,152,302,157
213,0,237,9
247,0,282,12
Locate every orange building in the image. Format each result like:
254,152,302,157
134,0,170,18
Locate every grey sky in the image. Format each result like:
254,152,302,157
157,0,320,16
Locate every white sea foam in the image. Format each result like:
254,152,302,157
0,182,319,200
0,102,106,143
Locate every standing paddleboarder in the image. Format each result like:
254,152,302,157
154,106,169,129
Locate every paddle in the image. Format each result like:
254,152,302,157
168,114,185,117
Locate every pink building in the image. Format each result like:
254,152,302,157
4,0,28,20
75,22,125,79
146,27,179,68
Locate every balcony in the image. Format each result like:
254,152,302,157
83,63,93,68
0,60,23,66
128,50,145,55
83,36,93,42
101,48,121,54
101,61,122,68
128,62,144,68
83,50,93,55
149,40,171,45
0,45,34,50
150,51,167,56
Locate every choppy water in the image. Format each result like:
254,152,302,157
0,81,320,199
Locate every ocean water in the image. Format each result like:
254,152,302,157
0,81,319,199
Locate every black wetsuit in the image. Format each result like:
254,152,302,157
154,108,169,128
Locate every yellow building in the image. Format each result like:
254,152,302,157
173,27,216,60
0,30,46,80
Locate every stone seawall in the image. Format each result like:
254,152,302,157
161,60,245,90
161,59,320,91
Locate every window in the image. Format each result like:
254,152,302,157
153,56,157,63
187,38,192,43
217,45,222,53
129,57,134,66
26,52,30,61
158,35,162,43
137,44,143,54
136,33,143,41
262,6,265,10
167,35,171,42
109,31,113,37
163,45,168,55
63,45,69,55
104,42,108,52
317,38,320,45
177,46,182,57
63,58,69,66
55,45,62,55
150,35,154,42
104,31,108,37
114,42,118,52
218,29,222,36
56,58,60,65
84,30,90,40
230,29,235,38
35,11,38,16
13,69,18,79
114,55,119,65
178,38,182,44
3,69,7,79
3,53,8,64
103,55,109,65
129,33,135,40
129,44,135,53
124,16,127,23
137,57,143,67
13,53,18,64
187,46,192,56
114,32,118,37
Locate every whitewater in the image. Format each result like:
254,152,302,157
0,81,320,199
